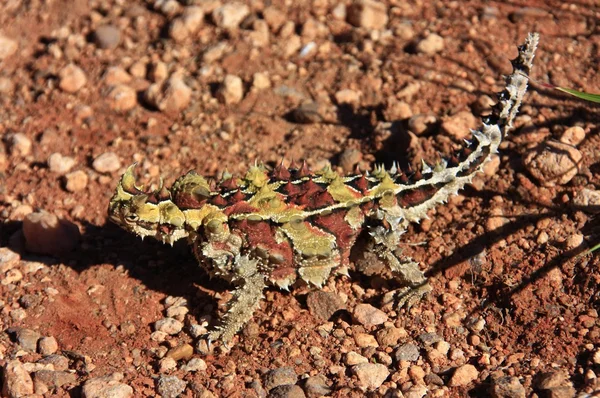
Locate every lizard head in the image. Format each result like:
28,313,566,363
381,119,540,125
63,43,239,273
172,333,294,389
108,164,188,245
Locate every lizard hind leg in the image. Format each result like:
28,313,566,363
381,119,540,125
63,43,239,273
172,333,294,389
354,226,432,310
206,254,266,345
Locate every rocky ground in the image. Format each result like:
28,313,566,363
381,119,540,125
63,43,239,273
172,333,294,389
1,0,600,397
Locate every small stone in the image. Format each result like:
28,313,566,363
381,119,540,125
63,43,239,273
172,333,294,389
394,343,420,362
48,153,76,174
560,126,585,146
93,25,121,49
347,0,388,30
7,133,32,156
345,351,368,365
416,33,445,55
263,367,298,391
566,233,584,249
335,89,361,105
535,371,570,390
106,85,137,112
490,376,526,398
38,355,69,371
12,328,41,352
59,63,87,93
339,149,363,172
144,76,192,113
169,6,204,42
65,170,89,192
33,370,77,390
283,35,302,57
408,114,437,135
354,333,378,348
150,61,168,83
159,357,177,373
352,303,388,328
166,344,194,361
269,385,306,398
129,61,146,78
544,386,576,398
573,188,600,209
523,141,582,186
376,327,407,347
418,332,441,346
290,102,325,124
212,3,250,29
2,268,22,285
302,374,330,397
0,248,20,272
352,363,389,391
93,152,121,173
38,336,58,355
181,358,207,372
449,364,478,387
103,67,131,85
252,72,271,90
263,6,286,31
154,318,183,335
216,74,244,105
23,211,81,256
0,34,17,60
386,100,413,120
82,373,133,398
483,154,500,177
306,290,346,322
2,360,34,397
441,110,478,140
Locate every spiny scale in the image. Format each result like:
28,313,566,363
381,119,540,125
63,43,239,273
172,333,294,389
108,33,539,344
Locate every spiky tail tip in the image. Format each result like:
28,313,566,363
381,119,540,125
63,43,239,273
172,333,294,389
484,32,539,139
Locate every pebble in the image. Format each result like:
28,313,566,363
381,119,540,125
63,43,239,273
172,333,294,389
166,344,194,361
386,100,413,120
0,248,20,272
345,351,368,365
339,149,362,172
37,355,69,371
418,332,441,346
65,170,89,192
352,363,390,391
408,114,437,135
269,385,306,398
58,63,87,93
490,376,526,398
290,102,325,124
352,303,388,328
0,76,15,94
566,233,583,250
216,74,244,104
441,110,478,139
144,76,192,113
535,370,571,390
13,328,41,352
169,6,204,42
262,367,298,391
354,333,378,348
252,72,271,90
23,211,81,256
448,364,478,387
48,153,76,174
560,126,585,146
38,336,59,355
2,360,34,397
103,67,132,85
347,0,388,30
303,374,330,397
0,34,18,59
483,154,500,177
154,318,184,335
334,89,361,105
523,141,582,186
92,152,121,173
7,133,32,156
212,3,250,29
394,343,420,362
376,327,407,347
159,357,177,373
306,290,346,322
181,358,207,372
263,6,286,31
573,188,600,209
2,269,22,285
416,33,445,55
93,25,121,49
82,373,133,398
33,370,77,391
129,61,146,78
150,61,168,83
106,85,137,112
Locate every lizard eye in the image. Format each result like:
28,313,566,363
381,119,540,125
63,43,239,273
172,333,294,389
125,214,139,222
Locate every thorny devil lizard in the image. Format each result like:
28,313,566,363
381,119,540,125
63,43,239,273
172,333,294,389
108,33,539,344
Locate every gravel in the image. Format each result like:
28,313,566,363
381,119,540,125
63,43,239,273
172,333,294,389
81,373,133,398
58,63,87,93
262,367,298,391
523,141,583,187
448,364,479,387
306,291,346,322
156,375,187,398
352,363,390,391
395,343,421,362
92,152,122,173
352,303,388,328
93,25,121,49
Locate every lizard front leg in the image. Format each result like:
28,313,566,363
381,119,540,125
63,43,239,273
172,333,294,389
206,254,266,345
355,225,431,310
